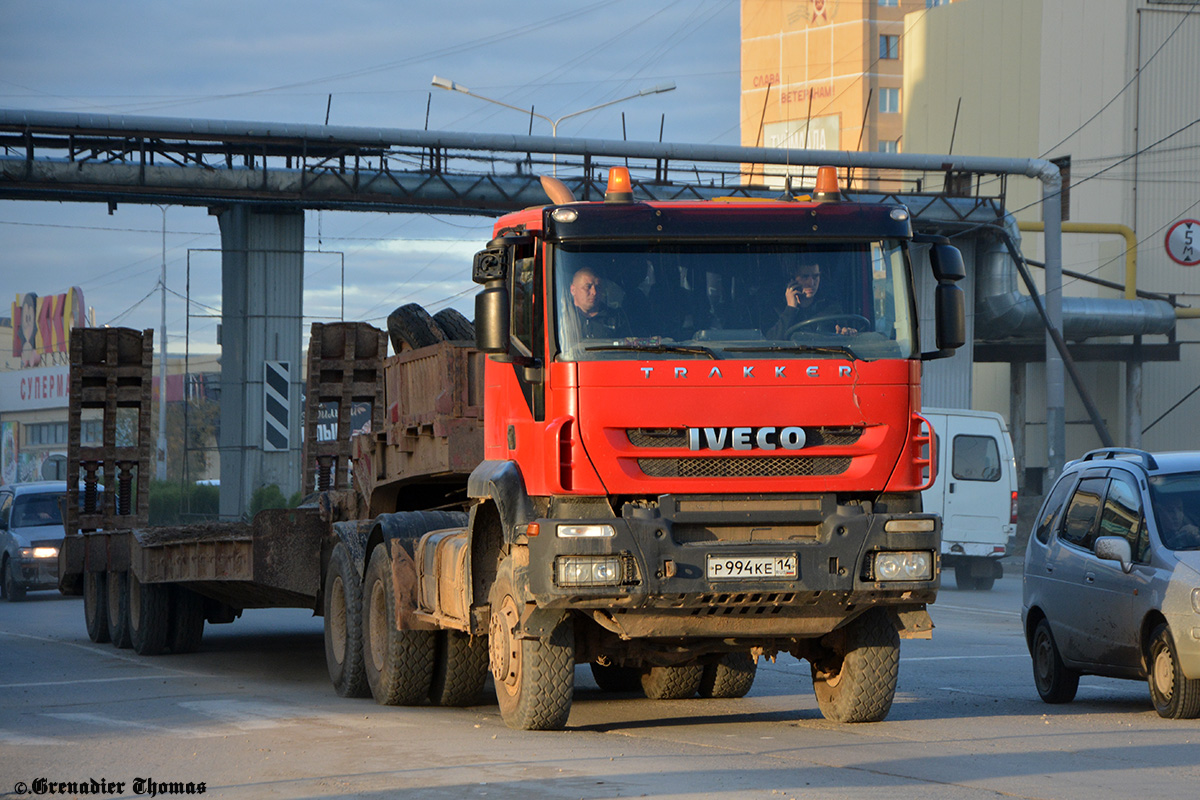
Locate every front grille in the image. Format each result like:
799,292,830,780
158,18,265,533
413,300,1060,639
626,427,862,448
638,456,851,478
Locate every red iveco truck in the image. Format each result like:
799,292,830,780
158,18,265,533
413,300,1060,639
324,166,967,730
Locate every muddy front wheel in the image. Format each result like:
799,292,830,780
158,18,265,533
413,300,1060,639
810,609,900,723
488,556,574,730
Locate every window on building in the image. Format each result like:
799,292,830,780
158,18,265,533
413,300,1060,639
879,34,899,59
927,0,950,7
26,422,68,446
877,140,900,154
81,419,102,445
878,0,899,6
879,88,900,114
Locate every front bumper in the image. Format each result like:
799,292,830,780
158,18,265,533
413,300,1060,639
13,555,59,591
526,494,939,638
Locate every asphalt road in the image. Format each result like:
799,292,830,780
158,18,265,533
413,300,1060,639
1,577,1197,800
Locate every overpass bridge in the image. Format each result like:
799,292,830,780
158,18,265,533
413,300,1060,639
3,108,1094,515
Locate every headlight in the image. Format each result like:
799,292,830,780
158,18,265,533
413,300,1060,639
555,556,623,587
871,551,934,582
557,524,615,538
32,547,58,559
1193,588,1200,614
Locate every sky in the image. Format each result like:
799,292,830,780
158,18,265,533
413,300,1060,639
0,0,742,356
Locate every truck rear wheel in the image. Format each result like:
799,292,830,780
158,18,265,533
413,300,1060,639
429,630,489,707
169,585,206,655
641,665,703,700
83,570,111,643
129,573,171,656
106,570,132,649
489,556,574,730
810,608,900,723
324,542,369,697
699,652,758,699
362,545,435,705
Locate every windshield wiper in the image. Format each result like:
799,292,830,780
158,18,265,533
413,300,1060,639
725,344,858,360
585,343,720,359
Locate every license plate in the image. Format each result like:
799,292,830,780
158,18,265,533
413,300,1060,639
706,554,798,581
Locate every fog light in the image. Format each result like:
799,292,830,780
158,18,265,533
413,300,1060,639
872,551,934,581
557,524,615,538
556,556,623,587
31,547,58,559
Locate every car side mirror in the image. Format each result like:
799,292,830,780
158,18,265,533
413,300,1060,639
1094,536,1133,573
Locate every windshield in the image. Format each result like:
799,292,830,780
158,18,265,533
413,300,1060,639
553,240,915,361
1149,473,1200,550
12,493,65,528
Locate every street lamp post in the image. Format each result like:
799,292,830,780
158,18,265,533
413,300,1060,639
431,76,676,174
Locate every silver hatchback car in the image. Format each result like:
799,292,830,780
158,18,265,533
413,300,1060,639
1023,448,1200,718
0,481,69,601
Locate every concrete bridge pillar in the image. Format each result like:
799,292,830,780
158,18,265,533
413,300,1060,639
214,206,304,519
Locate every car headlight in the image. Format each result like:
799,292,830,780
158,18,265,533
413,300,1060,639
1193,588,1200,614
870,551,934,582
32,547,58,559
555,556,624,587
557,524,616,538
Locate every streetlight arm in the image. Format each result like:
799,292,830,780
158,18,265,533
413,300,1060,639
552,82,677,131
431,76,552,125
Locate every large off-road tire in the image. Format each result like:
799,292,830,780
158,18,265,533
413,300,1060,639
168,585,205,655
699,652,758,699
432,308,475,342
1148,623,1200,719
362,544,435,705
2,557,26,602
641,665,704,700
128,573,171,656
324,542,370,698
811,609,900,723
429,630,489,707
1031,618,1079,704
83,570,111,643
590,662,644,693
489,555,575,730
387,303,445,353
106,570,132,649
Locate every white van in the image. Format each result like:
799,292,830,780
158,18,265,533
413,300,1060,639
921,408,1018,591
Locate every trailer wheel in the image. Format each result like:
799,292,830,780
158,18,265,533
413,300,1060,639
699,652,758,699
2,556,26,601
429,630,489,707
106,571,132,649
386,303,445,353
590,663,643,693
810,608,900,723
362,545,435,705
432,308,475,342
128,573,170,656
641,665,703,700
169,585,205,655
489,556,574,730
323,543,369,698
83,570,110,643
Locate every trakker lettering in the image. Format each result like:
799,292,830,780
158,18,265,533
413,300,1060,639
687,426,807,451
639,365,854,379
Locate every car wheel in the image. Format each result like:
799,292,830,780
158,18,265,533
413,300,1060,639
1148,623,1200,719
1031,618,1079,704
2,556,26,602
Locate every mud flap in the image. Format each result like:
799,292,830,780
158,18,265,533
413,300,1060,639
388,539,438,631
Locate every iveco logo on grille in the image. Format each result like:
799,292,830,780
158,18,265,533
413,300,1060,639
687,426,807,451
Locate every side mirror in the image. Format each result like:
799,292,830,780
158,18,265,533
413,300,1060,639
930,243,966,282
1094,536,1133,573
475,283,510,355
923,242,967,361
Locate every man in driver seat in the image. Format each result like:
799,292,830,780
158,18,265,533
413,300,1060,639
765,262,858,338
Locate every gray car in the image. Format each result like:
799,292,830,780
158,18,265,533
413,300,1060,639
1023,448,1200,719
0,481,69,601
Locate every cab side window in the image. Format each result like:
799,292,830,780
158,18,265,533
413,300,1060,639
1100,475,1147,562
952,434,1001,481
1060,476,1108,551
1035,475,1076,545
